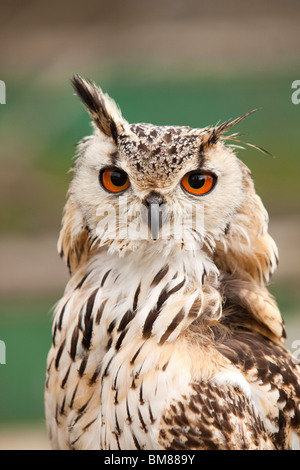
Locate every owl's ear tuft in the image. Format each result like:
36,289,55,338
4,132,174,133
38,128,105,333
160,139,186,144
215,108,261,137
71,75,123,142
200,109,262,153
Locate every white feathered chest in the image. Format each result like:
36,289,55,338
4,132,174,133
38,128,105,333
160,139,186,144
45,249,229,449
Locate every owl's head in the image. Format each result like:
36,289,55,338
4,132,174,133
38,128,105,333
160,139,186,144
58,76,278,287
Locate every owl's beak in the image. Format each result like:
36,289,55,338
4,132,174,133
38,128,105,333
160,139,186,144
148,203,160,240
145,192,164,240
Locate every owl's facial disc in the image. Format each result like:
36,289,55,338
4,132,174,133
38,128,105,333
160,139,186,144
96,162,219,244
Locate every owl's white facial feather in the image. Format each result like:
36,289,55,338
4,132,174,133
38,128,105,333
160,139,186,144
71,129,246,258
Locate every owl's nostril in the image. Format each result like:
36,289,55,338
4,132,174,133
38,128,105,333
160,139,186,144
144,191,164,207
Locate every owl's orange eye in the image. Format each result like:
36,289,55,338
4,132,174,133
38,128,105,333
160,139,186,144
181,171,216,196
100,168,130,193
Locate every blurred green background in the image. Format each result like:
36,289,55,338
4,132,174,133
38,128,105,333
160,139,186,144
0,0,299,449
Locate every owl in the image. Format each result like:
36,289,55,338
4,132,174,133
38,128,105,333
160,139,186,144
45,76,300,450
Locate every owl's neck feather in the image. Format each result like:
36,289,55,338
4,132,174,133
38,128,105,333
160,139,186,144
59,243,222,349
50,242,227,450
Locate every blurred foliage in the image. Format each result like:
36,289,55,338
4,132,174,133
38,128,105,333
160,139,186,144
0,297,53,424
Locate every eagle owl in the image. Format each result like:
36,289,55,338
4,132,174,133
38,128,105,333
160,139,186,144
45,76,300,450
